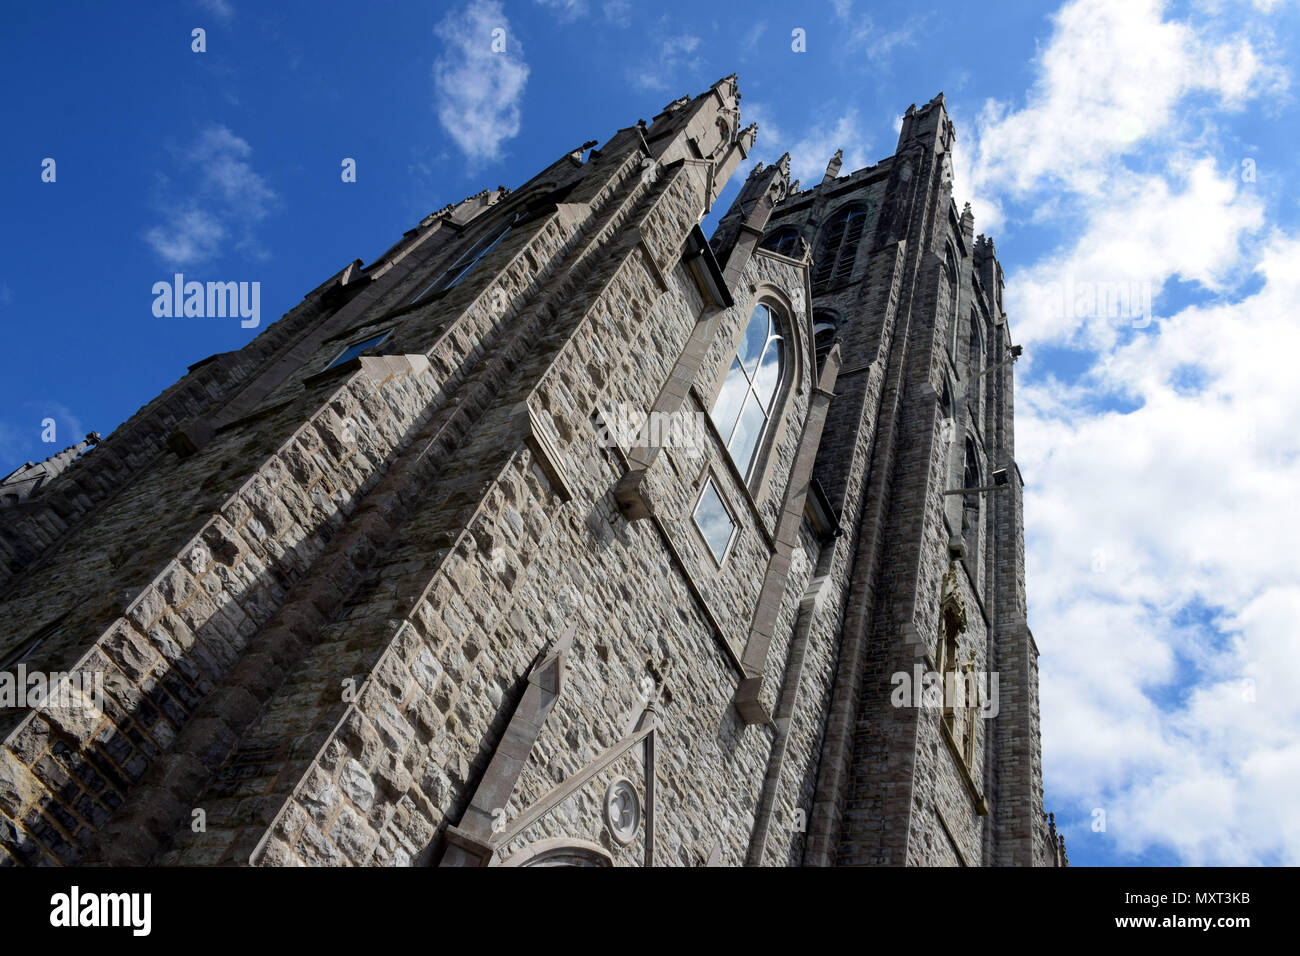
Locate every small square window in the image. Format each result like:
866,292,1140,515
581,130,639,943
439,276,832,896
692,478,737,565
325,331,391,370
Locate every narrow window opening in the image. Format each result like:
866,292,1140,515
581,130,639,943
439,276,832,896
410,212,522,305
325,330,392,370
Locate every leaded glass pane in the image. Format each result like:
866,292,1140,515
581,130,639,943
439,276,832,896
753,335,783,411
709,358,748,445
728,392,767,477
692,480,736,563
737,305,770,376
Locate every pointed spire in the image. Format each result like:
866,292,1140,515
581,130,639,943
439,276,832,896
960,201,975,244
823,148,844,184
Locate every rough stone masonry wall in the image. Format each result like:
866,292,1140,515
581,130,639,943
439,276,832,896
489,246,817,866
803,239,907,866
0,354,440,865
155,154,689,865
834,141,952,867
0,139,661,866
904,566,990,867
172,152,786,867
0,190,582,701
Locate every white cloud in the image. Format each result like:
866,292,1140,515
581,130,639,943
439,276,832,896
145,208,227,266
534,0,587,21
144,125,277,267
951,0,1299,863
1008,157,1265,350
631,32,702,92
1021,242,1300,863
957,0,1286,208
830,0,923,65
433,0,530,164
740,20,768,55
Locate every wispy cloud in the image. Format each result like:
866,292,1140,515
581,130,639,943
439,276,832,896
434,0,530,164
740,20,768,56
195,0,234,22
630,31,703,92
534,0,633,27
831,0,924,65
534,0,587,21
144,125,279,267
742,104,872,188
603,0,632,27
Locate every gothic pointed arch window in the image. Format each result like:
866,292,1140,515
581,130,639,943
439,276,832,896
962,435,981,557
410,211,523,305
812,205,869,291
709,303,786,481
968,309,983,372
945,246,961,354
760,226,802,258
813,309,838,369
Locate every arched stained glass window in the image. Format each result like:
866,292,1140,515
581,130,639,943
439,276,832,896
812,206,868,291
760,226,802,258
710,304,785,480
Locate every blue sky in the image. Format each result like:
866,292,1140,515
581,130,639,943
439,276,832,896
4,0,1300,866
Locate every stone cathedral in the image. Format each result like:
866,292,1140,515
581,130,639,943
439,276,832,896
0,76,1067,867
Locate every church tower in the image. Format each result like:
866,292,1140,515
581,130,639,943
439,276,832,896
743,93,1055,865
0,79,1060,867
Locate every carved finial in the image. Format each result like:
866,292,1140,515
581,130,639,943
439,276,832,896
823,148,844,184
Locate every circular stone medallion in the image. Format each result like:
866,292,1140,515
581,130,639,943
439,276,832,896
603,778,640,845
